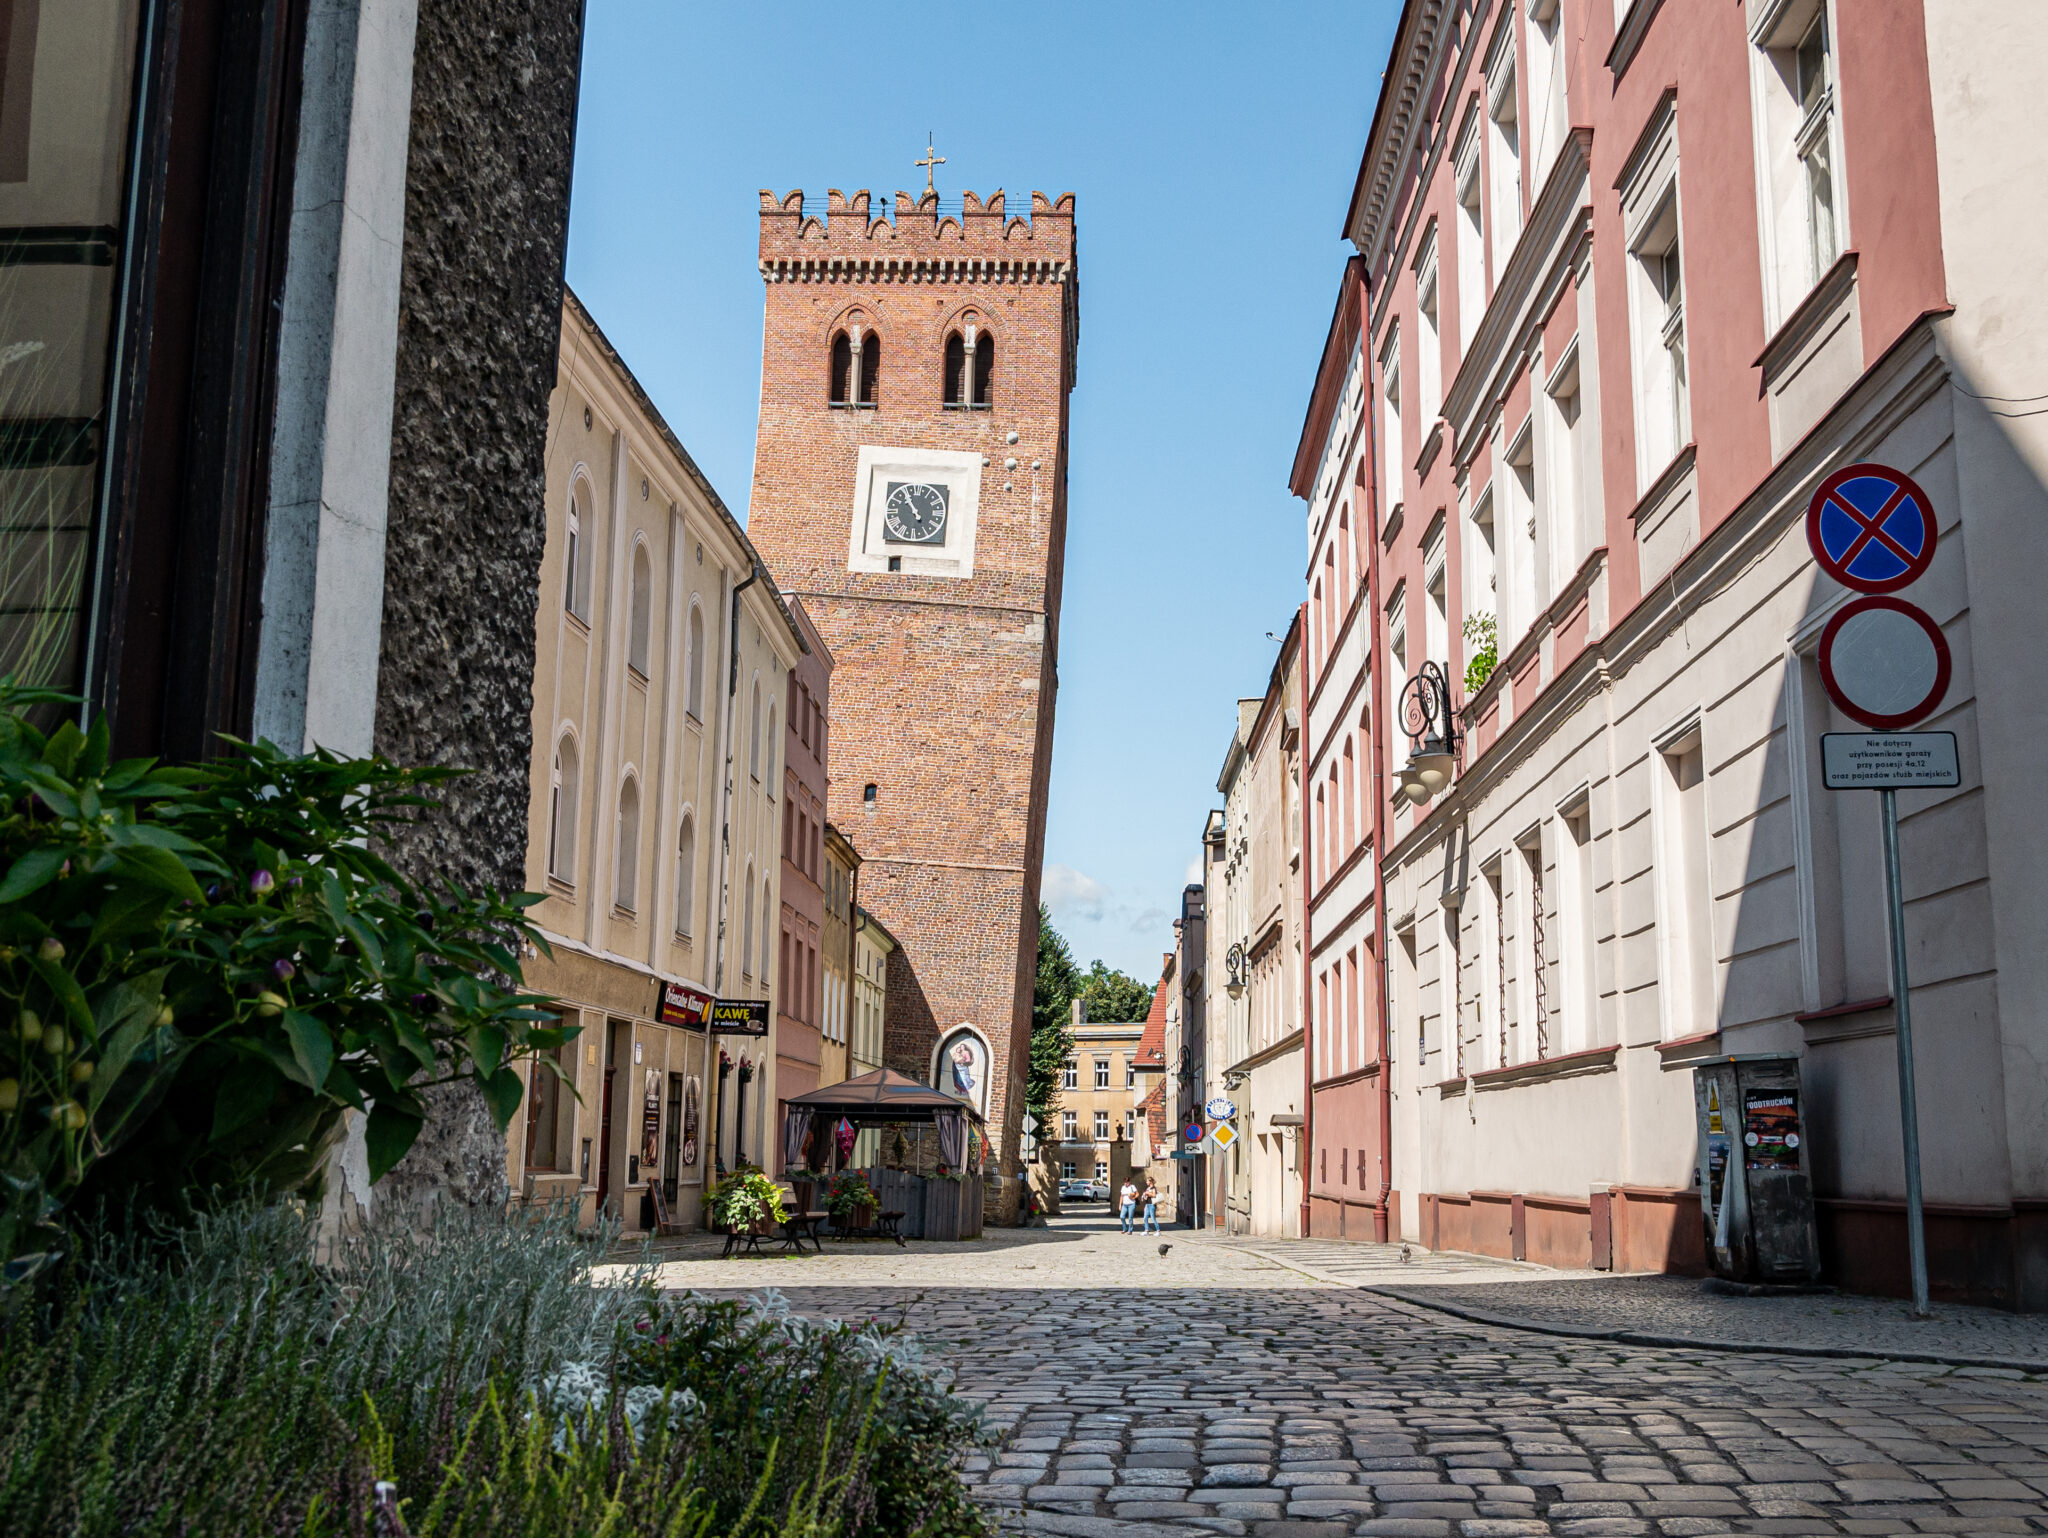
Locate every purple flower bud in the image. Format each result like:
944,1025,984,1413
205,884,222,902
271,958,295,983
287,875,303,889
249,870,274,894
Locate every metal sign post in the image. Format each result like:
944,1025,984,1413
1808,461,1953,1321
1879,787,1930,1319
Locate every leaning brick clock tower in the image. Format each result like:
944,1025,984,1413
745,173,1077,1215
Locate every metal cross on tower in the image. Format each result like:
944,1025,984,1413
916,135,946,197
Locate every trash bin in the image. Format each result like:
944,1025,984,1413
1691,1054,1822,1285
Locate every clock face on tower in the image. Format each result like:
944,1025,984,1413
883,481,949,544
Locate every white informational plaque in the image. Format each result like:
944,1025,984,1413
1821,732,1960,791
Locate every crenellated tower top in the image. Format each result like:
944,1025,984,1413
757,188,1077,284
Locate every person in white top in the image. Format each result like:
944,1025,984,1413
1119,1179,1139,1233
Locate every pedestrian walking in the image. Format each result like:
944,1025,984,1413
1118,1178,1138,1234
1141,1177,1160,1234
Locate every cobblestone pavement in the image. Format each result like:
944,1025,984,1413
1241,1240,2048,1370
674,1219,2048,1537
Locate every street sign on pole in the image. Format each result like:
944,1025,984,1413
1209,1123,1237,1152
1183,1123,1202,1144
1821,732,1960,791
1817,595,1951,730
1807,463,1938,593
1204,1096,1236,1121
1810,457,1944,1320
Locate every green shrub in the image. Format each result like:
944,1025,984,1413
711,1168,789,1230
823,1169,877,1219
0,690,569,1272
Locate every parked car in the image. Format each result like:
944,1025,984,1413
1058,1178,1094,1201
1088,1180,1113,1202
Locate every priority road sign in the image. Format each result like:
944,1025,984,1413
1817,595,1951,729
1210,1123,1238,1152
1807,463,1937,594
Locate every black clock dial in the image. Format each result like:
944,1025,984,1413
883,481,948,544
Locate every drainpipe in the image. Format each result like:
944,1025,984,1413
1298,602,1314,1241
1357,264,1395,1244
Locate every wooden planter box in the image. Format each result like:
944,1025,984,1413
833,1203,876,1233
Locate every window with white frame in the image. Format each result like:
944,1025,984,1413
1423,528,1449,679
627,542,653,676
614,775,640,912
1631,194,1688,482
1455,113,1486,350
1416,238,1443,427
1486,28,1523,273
1527,0,1567,184
748,679,762,780
684,602,705,721
1094,1159,1108,1181
1479,857,1505,1070
741,866,755,976
1062,1056,1077,1091
1468,482,1499,649
1750,0,1842,330
1503,422,1538,649
1543,342,1583,592
674,814,696,937
1062,1110,1077,1141
1379,329,1403,520
1514,829,1544,1063
1555,797,1595,1053
1657,727,1716,1041
1386,584,1408,761
548,733,579,883
1126,1059,1135,1088
1093,1110,1110,1141
759,886,773,982
564,484,590,620
1094,1056,1110,1090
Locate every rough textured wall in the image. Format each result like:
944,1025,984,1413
373,0,586,1208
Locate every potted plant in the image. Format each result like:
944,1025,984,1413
708,1168,786,1236
825,1169,877,1232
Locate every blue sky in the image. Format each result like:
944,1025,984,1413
566,2,1398,981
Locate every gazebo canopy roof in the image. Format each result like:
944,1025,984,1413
784,1067,986,1124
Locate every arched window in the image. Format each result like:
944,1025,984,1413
741,865,756,975
760,884,774,981
674,813,696,937
548,733,579,881
748,678,762,779
614,774,640,912
564,485,587,618
944,332,966,406
858,333,879,405
627,543,653,675
684,602,705,720
1342,738,1357,851
829,332,852,403
765,701,778,791
973,330,994,406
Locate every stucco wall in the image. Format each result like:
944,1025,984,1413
373,0,587,1209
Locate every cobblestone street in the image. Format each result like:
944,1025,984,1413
667,1215,2048,1537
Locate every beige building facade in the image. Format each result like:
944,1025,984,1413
1055,1008,1145,1187
508,291,809,1234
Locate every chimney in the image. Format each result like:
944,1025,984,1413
1071,998,1086,1027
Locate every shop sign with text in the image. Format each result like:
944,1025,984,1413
708,998,771,1036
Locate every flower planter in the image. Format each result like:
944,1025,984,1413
835,1203,876,1233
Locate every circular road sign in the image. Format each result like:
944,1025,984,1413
1183,1123,1203,1143
1806,463,1938,594
1818,595,1952,730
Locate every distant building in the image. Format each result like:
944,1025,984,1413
1056,1004,1145,1186
819,825,861,1094
773,601,835,1134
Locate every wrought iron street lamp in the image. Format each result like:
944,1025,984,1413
1397,660,1461,805
1224,941,1246,999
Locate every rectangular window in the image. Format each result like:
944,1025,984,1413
1751,1,1841,330
1125,1059,1135,1088
1527,0,1567,184
1093,1110,1109,1140
1424,531,1449,680
1380,330,1403,520
1486,31,1523,272
1555,799,1596,1053
1455,113,1486,350
1503,423,1538,650
1417,244,1443,427
1062,1057,1077,1091
1093,1056,1110,1090
1630,192,1689,486
1062,1110,1077,1141
1514,829,1545,1063
1657,728,1716,1041
1468,483,1498,653
1062,1161,1075,1179
1095,1160,1108,1182
1479,859,1505,1071
1544,343,1583,592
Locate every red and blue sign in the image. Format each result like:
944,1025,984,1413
1806,463,1937,594
1184,1123,1203,1143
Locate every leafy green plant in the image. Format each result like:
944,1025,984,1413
824,1169,877,1219
0,693,570,1271
710,1169,788,1231
1463,612,1500,696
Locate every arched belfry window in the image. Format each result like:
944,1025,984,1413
858,333,880,406
944,333,966,406
973,330,994,406
829,332,852,403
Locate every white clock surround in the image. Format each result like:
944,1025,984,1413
847,445,981,579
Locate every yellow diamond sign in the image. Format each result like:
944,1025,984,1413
1210,1123,1237,1151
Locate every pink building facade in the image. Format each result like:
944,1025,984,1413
1319,0,2048,1305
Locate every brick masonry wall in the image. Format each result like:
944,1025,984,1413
745,188,1076,1208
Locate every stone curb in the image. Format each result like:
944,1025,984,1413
1004,1512,1212,1538
1239,1243,2048,1375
